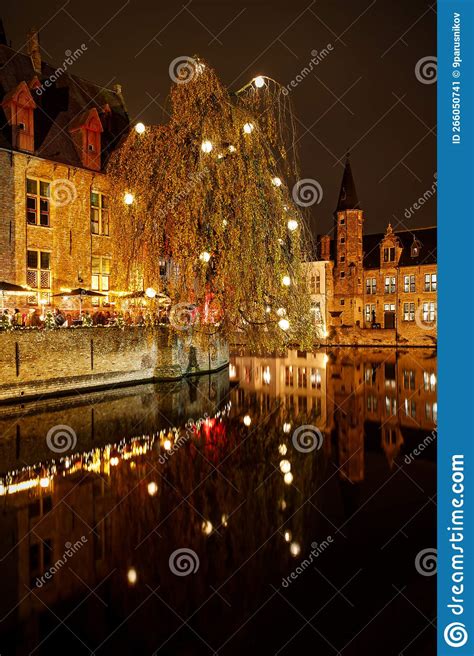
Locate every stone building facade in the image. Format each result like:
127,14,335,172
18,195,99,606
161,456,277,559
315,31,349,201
316,157,437,344
0,28,129,310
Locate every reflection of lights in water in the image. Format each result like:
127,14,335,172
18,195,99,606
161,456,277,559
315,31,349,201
279,499,287,510
284,530,292,542
279,459,291,474
202,520,213,535
64,458,71,469
229,364,237,378
221,514,228,527
284,472,293,485
164,439,172,450
243,415,251,427
147,482,158,496
283,422,291,433
39,477,50,488
127,568,138,585
110,457,119,467
430,372,437,387
263,366,271,384
290,542,301,557
323,354,329,366
278,444,288,456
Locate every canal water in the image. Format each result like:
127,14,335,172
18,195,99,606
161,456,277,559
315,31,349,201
0,348,436,655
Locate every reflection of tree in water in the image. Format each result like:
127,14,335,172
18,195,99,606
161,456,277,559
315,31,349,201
105,407,327,647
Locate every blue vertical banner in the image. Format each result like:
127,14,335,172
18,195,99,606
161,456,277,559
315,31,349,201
438,0,474,654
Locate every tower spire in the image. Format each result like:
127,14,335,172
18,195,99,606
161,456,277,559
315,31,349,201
336,152,360,211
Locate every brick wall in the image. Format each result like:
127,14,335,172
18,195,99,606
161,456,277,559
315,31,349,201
0,327,229,401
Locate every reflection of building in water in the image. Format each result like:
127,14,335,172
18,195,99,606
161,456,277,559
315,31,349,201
229,349,329,434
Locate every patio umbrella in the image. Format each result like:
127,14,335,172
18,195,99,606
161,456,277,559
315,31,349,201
53,288,105,316
0,281,30,311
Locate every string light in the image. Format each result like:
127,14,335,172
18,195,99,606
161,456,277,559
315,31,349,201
124,192,134,205
287,219,299,231
135,122,146,134
278,318,290,331
284,472,293,485
243,122,254,134
272,176,282,187
278,444,288,455
282,275,291,287
279,459,291,474
201,140,213,153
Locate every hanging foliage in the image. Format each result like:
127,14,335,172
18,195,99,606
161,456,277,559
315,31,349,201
108,58,319,351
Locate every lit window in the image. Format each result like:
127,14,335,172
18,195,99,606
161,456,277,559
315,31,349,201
26,178,50,227
90,191,109,236
366,278,376,294
404,275,415,293
424,273,437,292
422,302,436,322
384,276,396,293
27,249,51,305
424,371,437,391
383,247,395,262
403,302,415,321
365,304,375,323
403,370,415,390
91,256,111,304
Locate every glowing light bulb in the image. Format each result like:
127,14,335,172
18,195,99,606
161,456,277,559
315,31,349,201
135,122,146,134
110,456,119,466
199,251,211,263
284,530,292,542
280,459,291,474
147,482,158,496
278,318,290,331
272,176,282,187
145,287,156,298
278,444,288,456
284,472,294,485
164,439,172,451
201,140,213,153
290,542,301,557
254,76,265,88
287,219,299,231
243,122,254,134
39,477,50,488
283,423,291,434
282,275,291,287
243,415,251,427
202,520,213,535
127,568,138,585
124,192,134,205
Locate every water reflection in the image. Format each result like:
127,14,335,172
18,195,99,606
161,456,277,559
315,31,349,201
0,349,436,655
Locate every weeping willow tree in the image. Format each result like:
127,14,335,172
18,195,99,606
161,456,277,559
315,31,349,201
108,58,319,351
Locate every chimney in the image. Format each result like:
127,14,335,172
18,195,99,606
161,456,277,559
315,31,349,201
113,83,128,113
320,235,331,261
26,27,41,76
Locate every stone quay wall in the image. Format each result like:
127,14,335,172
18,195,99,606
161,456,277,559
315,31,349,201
0,326,229,402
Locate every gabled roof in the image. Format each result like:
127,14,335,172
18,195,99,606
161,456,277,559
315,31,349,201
363,227,437,268
336,155,360,211
0,43,129,169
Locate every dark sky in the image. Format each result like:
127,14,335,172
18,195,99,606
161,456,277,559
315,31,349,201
3,0,436,235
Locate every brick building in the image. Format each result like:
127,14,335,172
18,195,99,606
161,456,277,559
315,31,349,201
317,156,437,342
0,26,129,310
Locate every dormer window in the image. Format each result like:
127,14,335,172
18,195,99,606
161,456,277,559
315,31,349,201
411,238,422,258
383,247,395,262
69,107,103,171
1,80,37,152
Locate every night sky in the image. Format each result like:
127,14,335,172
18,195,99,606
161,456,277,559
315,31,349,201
3,0,436,236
